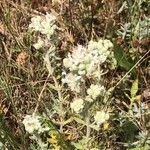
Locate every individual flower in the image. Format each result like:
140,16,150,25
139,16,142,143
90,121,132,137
66,45,88,70
41,13,57,39
41,21,57,39
103,122,110,130
62,73,82,93
29,16,42,31
70,98,84,113
94,111,110,126
87,84,105,100
29,13,57,39
63,58,73,69
22,114,42,134
33,38,44,49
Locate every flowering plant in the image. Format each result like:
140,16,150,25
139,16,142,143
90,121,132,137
21,13,118,149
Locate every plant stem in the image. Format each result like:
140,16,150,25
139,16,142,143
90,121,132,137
85,111,90,150
52,76,64,132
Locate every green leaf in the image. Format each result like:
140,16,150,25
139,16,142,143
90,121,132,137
113,42,136,74
131,79,138,99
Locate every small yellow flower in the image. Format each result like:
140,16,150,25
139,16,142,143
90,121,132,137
0,103,7,114
48,130,59,144
103,122,110,130
48,138,58,144
48,130,61,150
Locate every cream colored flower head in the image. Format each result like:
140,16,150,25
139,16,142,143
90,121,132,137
62,73,82,93
103,39,113,49
29,16,42,31
63,39,115,79
70,98,84,113
63,58,73,69
88,39,113,64
87,84,105,100
94,111,109,126
22,114,42,134
88,39,113,53
33,38,44,50
29,13,57,39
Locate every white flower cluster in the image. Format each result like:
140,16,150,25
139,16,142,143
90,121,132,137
29,13,59,76
63,39,114,77
94,111,109,126
22,114,49,134
86,84,106,102
63,45,89,75
63,39,115,92
70,98,84,113
29,13,57,40
88,39,113,63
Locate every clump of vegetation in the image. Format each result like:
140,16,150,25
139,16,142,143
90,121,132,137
0,0,149,150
